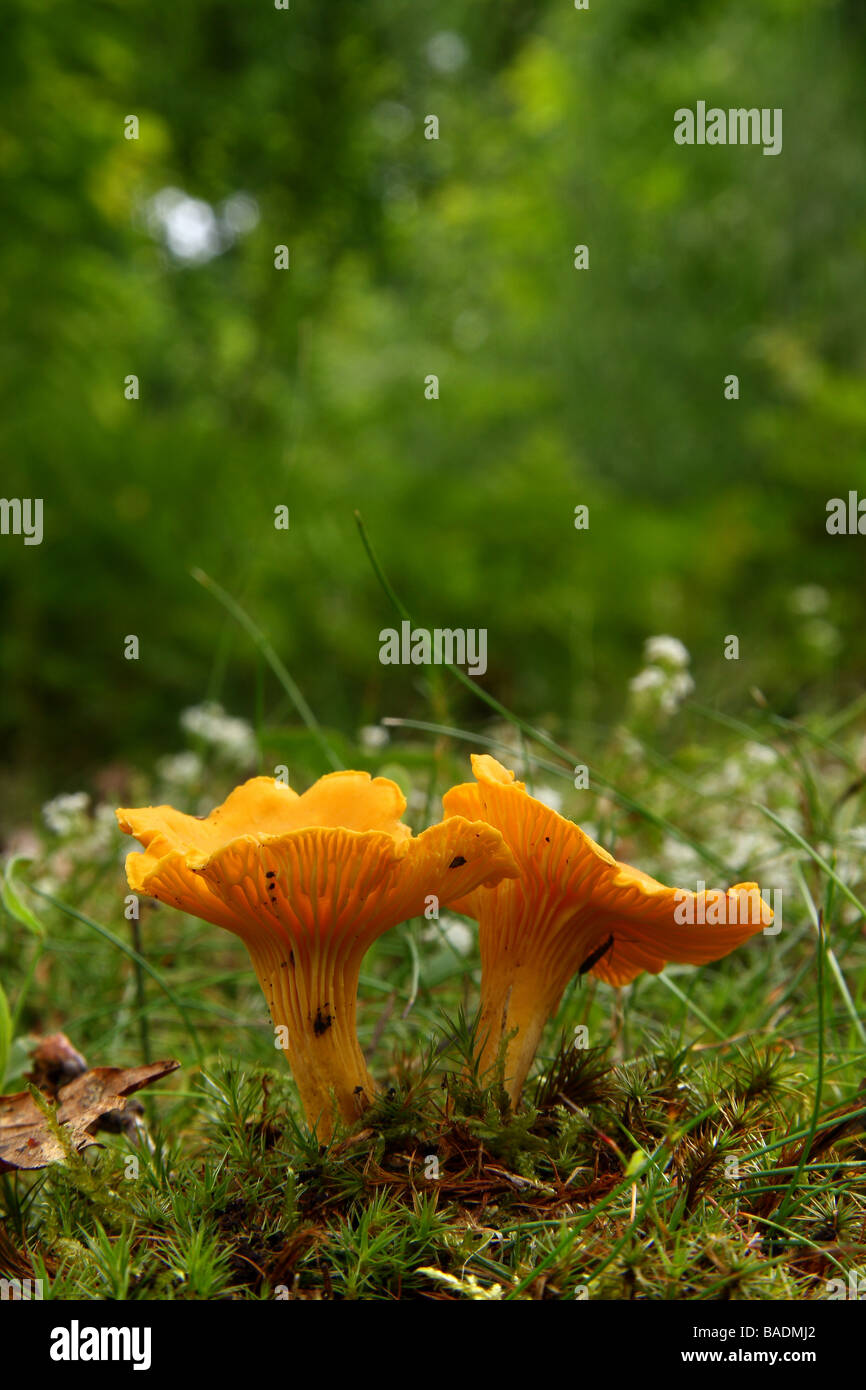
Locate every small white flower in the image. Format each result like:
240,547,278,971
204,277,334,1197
156,750,204,786
618,732,643,759
407,786,428,815
716,758,745,791
534,785,564,813
629,666,666,695
725,831,765,866
745,742,778,767
660,835,704,880
180,702,256,766
93,804,119,840
422,914,474,955
632,661,693,717
359,724,389,752
644,635,690,669
42,792,90,836
76,804,122,860
671,672,695,700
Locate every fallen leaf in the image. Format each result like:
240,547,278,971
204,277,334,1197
0,1060,179,1171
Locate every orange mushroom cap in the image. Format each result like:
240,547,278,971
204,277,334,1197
442,754,773,1102
118,770,518,1138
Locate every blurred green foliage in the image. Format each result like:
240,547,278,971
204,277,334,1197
1,0,865,800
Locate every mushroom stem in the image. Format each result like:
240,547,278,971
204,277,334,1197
476,959,563,1106
248,936,374,1141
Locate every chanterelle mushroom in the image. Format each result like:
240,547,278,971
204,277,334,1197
442,755,773,1105
118,770,517,1139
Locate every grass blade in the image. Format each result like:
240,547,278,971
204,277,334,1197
192,567,341,771
30,886,204,1063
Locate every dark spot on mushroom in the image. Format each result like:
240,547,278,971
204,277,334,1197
266,870,276,879
545,836,550,843
313,1004,333,1036
579,934,614,976
449,856,467,868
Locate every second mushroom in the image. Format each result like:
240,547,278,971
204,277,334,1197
443,755,773,1105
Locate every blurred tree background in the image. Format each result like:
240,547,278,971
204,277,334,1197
1,0,864,813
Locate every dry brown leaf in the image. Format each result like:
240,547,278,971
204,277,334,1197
0,1060,179,1171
